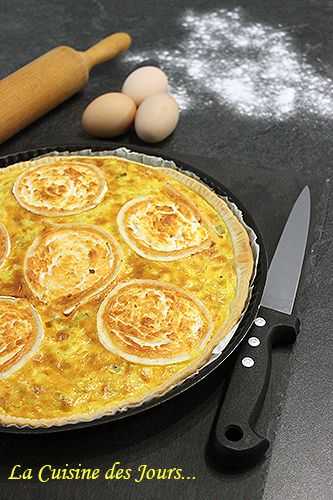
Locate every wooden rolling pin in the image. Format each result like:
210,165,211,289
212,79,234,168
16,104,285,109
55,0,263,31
0,32,132,144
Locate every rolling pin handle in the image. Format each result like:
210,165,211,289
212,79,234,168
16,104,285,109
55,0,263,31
83,32,132,70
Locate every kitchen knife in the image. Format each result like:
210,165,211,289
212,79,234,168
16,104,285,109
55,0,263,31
211,186,311,469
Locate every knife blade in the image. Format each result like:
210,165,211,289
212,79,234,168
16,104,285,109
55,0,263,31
211,186,311,470
261,186,311,314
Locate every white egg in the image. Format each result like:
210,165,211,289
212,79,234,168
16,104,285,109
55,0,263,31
122,66,168,105
135,94,179,143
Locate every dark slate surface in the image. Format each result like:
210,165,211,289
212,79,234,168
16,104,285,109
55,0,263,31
0,1,332,499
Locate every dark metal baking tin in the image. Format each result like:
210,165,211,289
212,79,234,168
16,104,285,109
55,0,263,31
0,143,267,434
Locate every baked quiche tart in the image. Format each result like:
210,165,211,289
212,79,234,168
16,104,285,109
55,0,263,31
0,152,254,427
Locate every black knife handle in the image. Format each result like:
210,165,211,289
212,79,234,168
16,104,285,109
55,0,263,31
211,306,300,469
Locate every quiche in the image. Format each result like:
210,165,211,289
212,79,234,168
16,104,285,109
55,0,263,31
0,152,254,427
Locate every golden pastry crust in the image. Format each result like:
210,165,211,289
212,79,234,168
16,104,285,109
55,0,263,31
0,223,10,268
13,157,107,216
97,279,213,365
0,153,254,428
0,296,44,379
23,224,123,315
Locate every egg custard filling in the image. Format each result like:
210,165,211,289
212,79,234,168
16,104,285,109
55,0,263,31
0,223,10,268
0,154,254,427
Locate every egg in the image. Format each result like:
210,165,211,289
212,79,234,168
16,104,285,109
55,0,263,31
82,93,136,138
135,94,179,143
122,66,168,105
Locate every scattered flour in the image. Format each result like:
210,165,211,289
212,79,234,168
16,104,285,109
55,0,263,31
124,8,333,119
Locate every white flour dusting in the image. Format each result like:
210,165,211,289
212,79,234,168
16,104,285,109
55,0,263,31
124,8,333,119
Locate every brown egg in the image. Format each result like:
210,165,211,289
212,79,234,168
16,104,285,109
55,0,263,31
122,66,168,105
82,93,136,138
135,94,179,143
